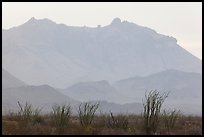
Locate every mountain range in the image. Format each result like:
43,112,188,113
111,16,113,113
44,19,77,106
2,17,201,88
2,17,202,115
2,68,143,115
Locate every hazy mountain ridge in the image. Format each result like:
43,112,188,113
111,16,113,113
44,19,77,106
2,68,80,113
2,84,80,114
2,17,202,115
2,68,202,115
2,17,201,88
114,69,202,107
61,80,133,104
2,68,142,115
2,68,27,88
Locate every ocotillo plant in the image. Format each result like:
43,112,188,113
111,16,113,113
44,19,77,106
52,104,71,133
107,111,128,130
162,109,180,134
17,101,42,123
143,90,169,134
78,102,99,127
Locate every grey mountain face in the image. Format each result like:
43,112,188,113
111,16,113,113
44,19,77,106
84,101,143,115
2,84,80,114
114,69,202,115
2,17,202,115
2,17,202,88
2,68,27,89
2,69,141,115
114,69,202,101
2,68,80,114
59,69,202,115
61,80,133,104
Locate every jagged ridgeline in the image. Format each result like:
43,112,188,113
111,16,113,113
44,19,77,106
2,17,201,88
2,18,202,115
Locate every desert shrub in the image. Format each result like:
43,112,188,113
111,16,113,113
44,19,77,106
52,104,71,133
142,90,169,134
78,102,99,127
162,109,180,134
17,101,42,124
107,111,128,130
17,101,33,121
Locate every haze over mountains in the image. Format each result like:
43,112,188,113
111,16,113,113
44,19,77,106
114,69,202,103
61,80,131,104
114,69,202,115
2,68,143,114
2,17,202,115
2,17,201,88
2,68,26,89
2,68,80,114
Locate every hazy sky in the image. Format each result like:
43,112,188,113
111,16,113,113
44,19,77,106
2,2,202,59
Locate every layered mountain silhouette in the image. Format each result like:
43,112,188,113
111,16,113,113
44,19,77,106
2,17,202,115
2,17,201,88
60,69,202,115
114,69,202,103
2,68,143,114
2,68,79,114
2,68,27,88
61,80,131,104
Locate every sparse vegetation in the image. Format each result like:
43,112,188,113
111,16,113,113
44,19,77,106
2,112,201,135
2,92,202,135
107,111,128,130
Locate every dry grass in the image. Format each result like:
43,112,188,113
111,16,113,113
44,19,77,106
2,113,202,135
